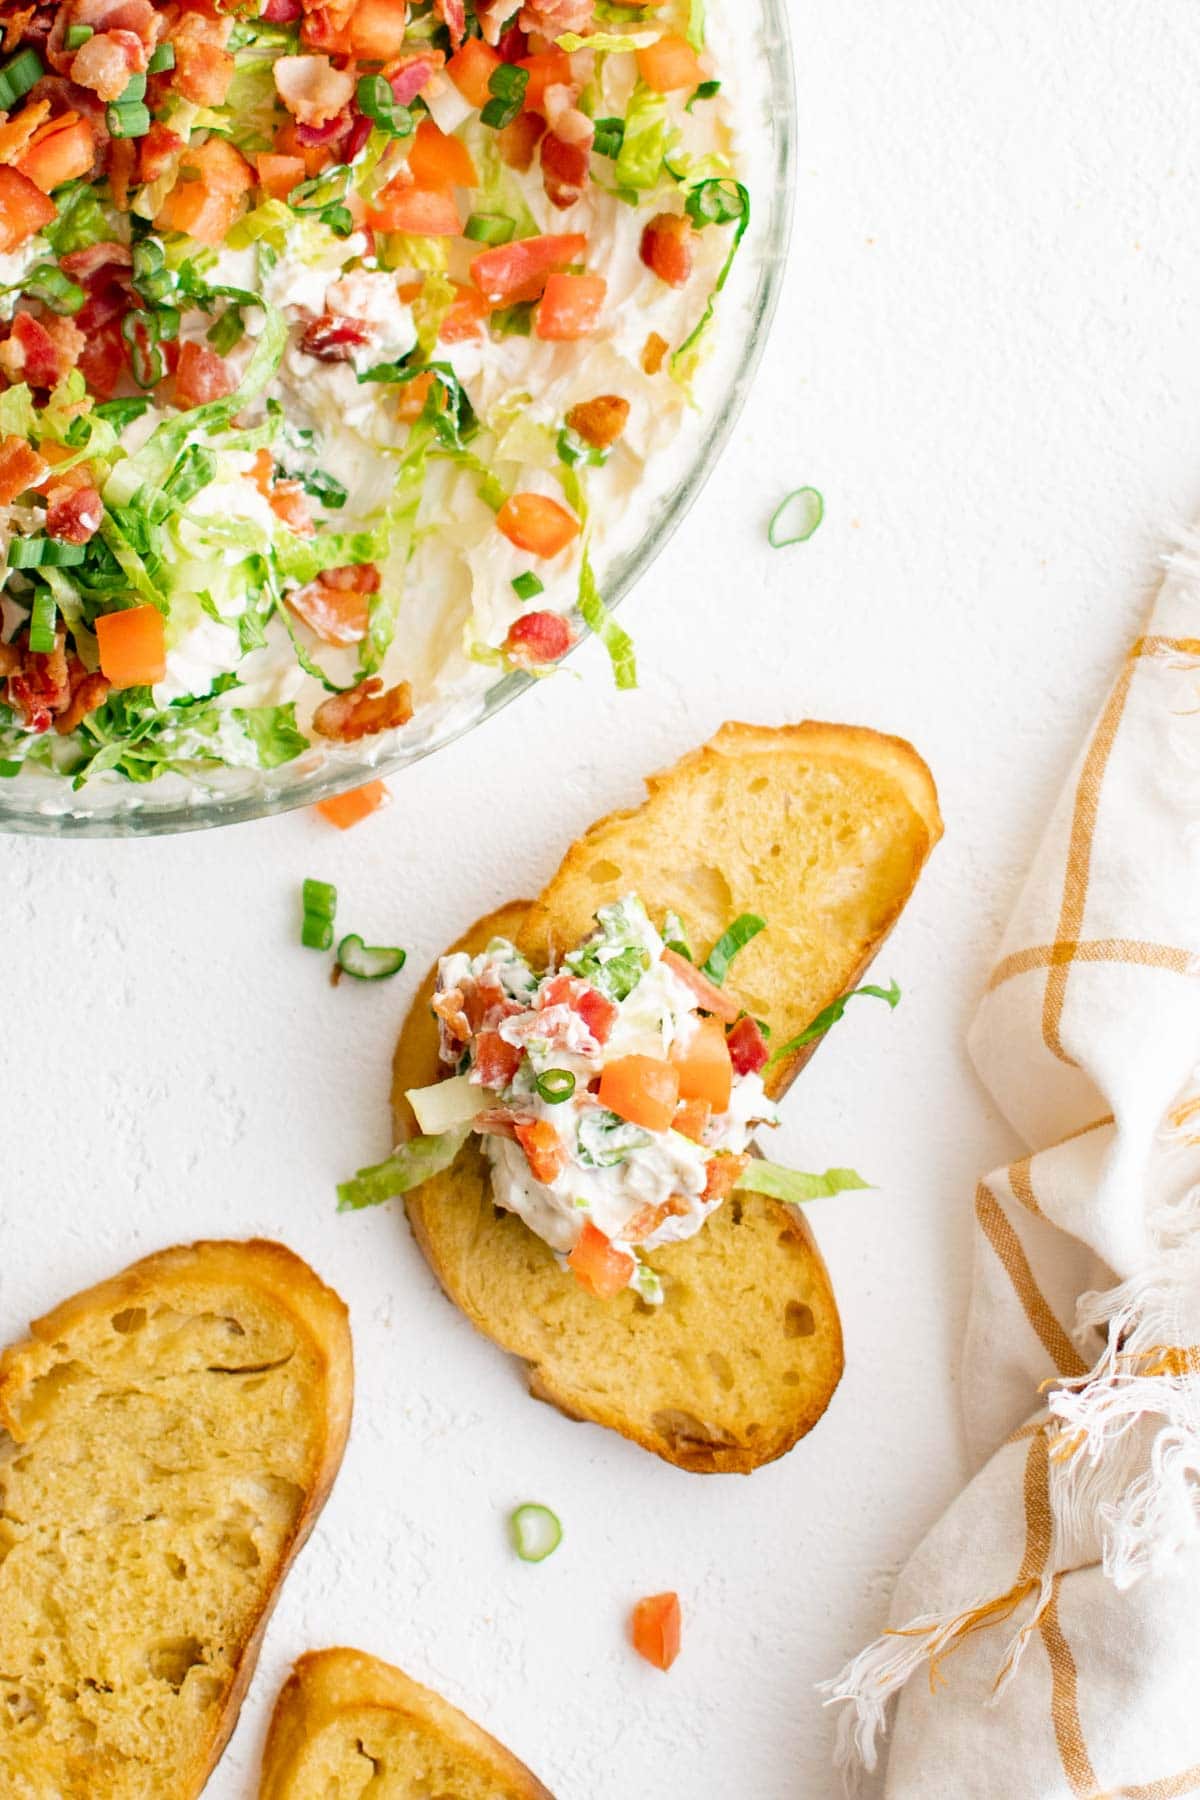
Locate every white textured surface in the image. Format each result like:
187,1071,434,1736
3,3,1199,1795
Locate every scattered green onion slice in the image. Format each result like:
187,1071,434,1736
592,116,625,158
464,211,515,245
511,571,544,602
336,934,407,981
685,78,720,112
24,264,85,316
684,177,744,228
534,1068,575,1104
356,73,413,137
301,877,337,950
147,40,175,72
0,48,43,112
767,486,824,548
768,980,900,1066
301,467,348,509
27,587,57,653
106,99,151,138
118,70,147,102
302,917,334,951
510,1503,562,1563
700,913,765,986
7,537,86,569
65,22,94,48
481,62,528,130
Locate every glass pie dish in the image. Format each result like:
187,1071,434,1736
0,0,794,837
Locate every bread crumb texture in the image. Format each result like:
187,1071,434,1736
260,1647,554,1799
0,1240,352,1799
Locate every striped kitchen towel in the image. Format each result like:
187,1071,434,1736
822,540,1200,1797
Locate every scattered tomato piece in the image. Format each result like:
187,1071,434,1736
255,150,306,199
439,281,490,344
517,49,572,114
175,341,236,410
447,36,501,109
315,779,390,829
0,165,57,253
567,1221,635,1299
367,182,461,236
598,1054,680,1133
727,1015,769,1076
636,33,704,92
514,1116,565,1184
407,116,478,191
504,610,573,666
17,113,96,195
632,1592,682,1671
156,135,253,246
95,606,167,689
495,493,580,558
469,232,588,306
660,948,741,1023
670,1016,732,1112
673,1096,711,1142
536,272,606,340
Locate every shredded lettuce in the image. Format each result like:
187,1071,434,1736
41,181,114,257
734,1162,871,1204
337,1127,470,1212
671,181,750,385
234,702,308,768
558,463,637,689
556,28,656,50
768,980,901,1066
614,82,677,191
224,199,294,253
687,0,706,51
0,383,36,438
565,895,653,1000
701,913,765,985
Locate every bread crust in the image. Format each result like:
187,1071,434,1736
0,1239,354,1799
260,1647,555,1798
392,721,939,1474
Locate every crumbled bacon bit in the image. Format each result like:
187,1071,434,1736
640,212,695,288
268,479,314,536
623,1194,689,1243
54,655,110,733
642,330,669,375
274,52,355,127
474,1029,524,1088
565,394,629,450
311,676,413,741
286,562,379,646
433,0,466,48
0,432,48,503
169,9,234,106
45,478,103,544
504,609,573,667
3,310,81,389
4,624,69,732
69,26,145,100
701,1152,748,1204
540,127,591,209
299,312,371,361
497,110,544,173
726,1016,769,1076
519,0,593,35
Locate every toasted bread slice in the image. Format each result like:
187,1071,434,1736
0,1239,353,1799
260,1647,554,1799
394,722,941,1473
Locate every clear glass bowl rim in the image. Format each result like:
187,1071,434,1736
0,8,796,838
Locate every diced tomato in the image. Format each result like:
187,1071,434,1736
640,212,695,287
17,113,96,194
78,317,126,399
539,973,617,1046
95,605,166,689
245,447,274,497
172,341,235,411
598,1055,680,1133
156,135,253,246
138,121,183,185
636,33,704,92
439,281,490,344
504,610,573,667
286,563,379,645
517,49,572,115
497,110,545,173
469,231,587,306
9,311,73,389
261,0,302,19
514,1116,565,1184
396,368,434,424
367,182,461,236
540,129,590,209
671,1016,732,1112
46,482,102,544
536,272,605,340
496,21,528,60
269,479,314,535
474,1029,523,1088
660,948,741,1023
0,165,56,253
495,492,580,558
632,1593,681,1671
447,36,501,109
0,433,48,504
255,150,306,199
701,1152,748,1203
673,1097,711,1143
407,116,478,190
727,1015,769,1076
314,779,390,829
567,1221,635,1299
344,0,411,59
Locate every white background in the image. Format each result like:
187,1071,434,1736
4,4,1200,1795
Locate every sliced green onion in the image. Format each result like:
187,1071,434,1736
27,587,57,654
7,537,86,569
355,72,413,138
685,78,720,112
767,486,824,547
510,1503,562,1563
700,913,765,986
733,1161,870,1204
534,1068,575,1104
556,426,605,470
121,311,166,387
301,467,347,509
0,48,43,112
118,70,147,102
65,23,94,48
319,202,355,238
685,177,747,229
768,980,900,1066
301,876,337,950
592,116,625,158
106,100,151,138
464,210,514,245
302,916,334,950
24,264,85,316
206,307,245,356
147,41,175,72
336,934,407,981
481,61,528,129
511,571,544,602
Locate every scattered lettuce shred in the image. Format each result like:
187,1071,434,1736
337,1127,471,1212
768,980,902,1066
614,82,677,191
734,1163,871,1204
